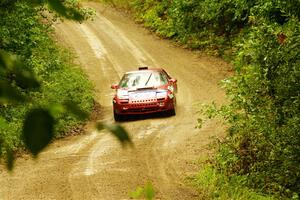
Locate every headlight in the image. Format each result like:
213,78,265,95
156,91,167,99
118,95,129,99
117,90,129,99
167,85,174,92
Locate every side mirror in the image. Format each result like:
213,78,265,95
169,78,177,83
111,84,119,89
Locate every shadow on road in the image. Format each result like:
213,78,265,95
118,112,174,122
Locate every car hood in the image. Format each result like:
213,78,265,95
117,88,168,100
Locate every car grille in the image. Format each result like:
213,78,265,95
118,96,167,113
130,99,156,103
124,98,162,113
131,102,157,107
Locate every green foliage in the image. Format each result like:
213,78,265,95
214,20,300,198
46,0,95,21
0,0,94,168
113,0,254,54
196,2,300,198
22,108,55,157
190,165,277,200
106,0,299,54
129,182,155,200
96,122,133,147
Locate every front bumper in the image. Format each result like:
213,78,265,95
113,97,175,115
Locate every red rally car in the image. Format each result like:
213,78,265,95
111,67,177,121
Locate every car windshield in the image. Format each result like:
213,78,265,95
119,71,168,89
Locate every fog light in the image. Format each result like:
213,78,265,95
159,102,164,107
123,107,128,110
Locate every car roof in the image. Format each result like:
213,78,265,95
125,68,164,74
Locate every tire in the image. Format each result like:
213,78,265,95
113,111,123,121
169,108,176,116
169,98,176,116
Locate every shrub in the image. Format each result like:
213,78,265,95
0,1,93,157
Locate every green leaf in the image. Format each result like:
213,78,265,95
196,118,203,129
47,0,84,21
0,49,13,70
13,67,40,89
0,116,8,127
144,182,155,200
63,101,89,120
0,80,25,104
6,148,15,171
0,50,40,89
0,118,14,170
96,122,132,146
96,122,105,131
49,103,65,118
22,108,55,157
105,124,132,146
47,0,67,17
128,186,144,198
128,183,155,200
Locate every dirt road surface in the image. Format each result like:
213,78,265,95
0,3,231,200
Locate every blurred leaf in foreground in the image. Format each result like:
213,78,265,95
0,80,25,104
47,0,84,21
22,108,55,157
13,67,40,89
0,50,40,89
63,101,89,120
0,49,14,70
96,122,132,147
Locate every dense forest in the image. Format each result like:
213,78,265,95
103,0,300,199
0,0,94,166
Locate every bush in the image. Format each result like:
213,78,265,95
0,1,93,157
190,165,277,200
214,19,300,197
199,3,299,198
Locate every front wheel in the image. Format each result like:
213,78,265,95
168,108,176,116
169,98,176,116
113,111,123,121
168,101,176,116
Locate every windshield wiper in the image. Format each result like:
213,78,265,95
137,86,154,90
144,73,152,86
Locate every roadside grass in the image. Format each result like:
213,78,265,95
188,165,277,200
